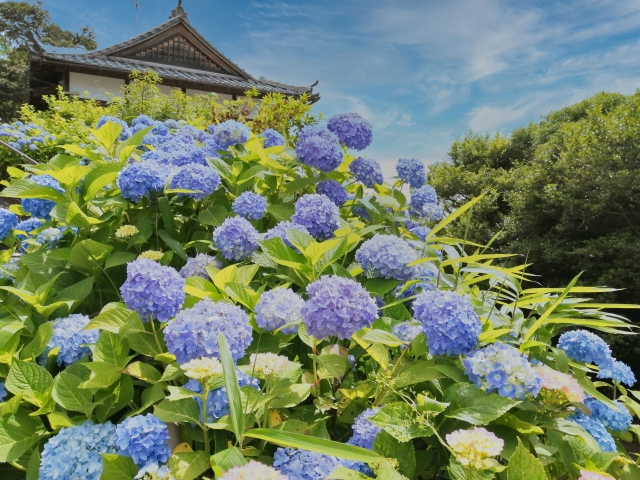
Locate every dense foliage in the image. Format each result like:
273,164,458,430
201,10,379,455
0,107,637,480
428,91,640,371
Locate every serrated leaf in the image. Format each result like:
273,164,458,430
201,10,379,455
169,451,210,480
52,371,92,413
6,359,54,408
100,454,138,480
0,409,48,462
154,398,201,425
507,440,548,480
444,383,520,426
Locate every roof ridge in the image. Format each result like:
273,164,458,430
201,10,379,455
92,16,183,56
259,76,317,91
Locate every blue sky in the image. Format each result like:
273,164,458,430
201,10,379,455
33,0,640,166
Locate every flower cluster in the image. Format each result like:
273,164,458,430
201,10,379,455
181,357,224,380
114,414,171,468
220,461,288,480
255,288,305,334
97,116,130,140
136,463,176,480
232,191,267,220
116,225,139,238
139,250,164,261
349,157,384,188
557,330,613,369
316,180,349,206
584,398,632,432
534,363,585,403
579,471,615,480
348,408,381,450
446,427,504,470
39,421,117,480
170,163,220,200
413,290,481,356
120,258,185,322
327,113,373,151
463,342,542,399
409,185,442,221
291,194,340,240
391,321,424,344
597,360,636,386
249,353,296,377
180,254,222,279
43,314,99,366
22,175,64,218
36,227,63,248
213,216,260,260
261,129,286,148
210,120,251,149
273,448,340,480
0,208,18,239
570,412,616,452
164,298,253,364
0,257,19,281
264,221,310,251
118,161,169,203
0,121,54,152
406,220,430,241
295,126,343,172
355,234,418,280
396,158,426,188
302,275,378,339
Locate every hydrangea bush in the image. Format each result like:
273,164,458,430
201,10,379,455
0,111,637,480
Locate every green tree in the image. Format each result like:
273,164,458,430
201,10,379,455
429,91,640,368
0,1,97,121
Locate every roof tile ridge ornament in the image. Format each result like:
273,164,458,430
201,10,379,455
171,0,189,21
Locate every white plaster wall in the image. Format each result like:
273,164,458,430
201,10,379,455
68,73,124,102
158,85,181,95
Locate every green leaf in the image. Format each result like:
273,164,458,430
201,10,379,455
327,468,371,479
94,331,130,368
69,239,113,274
158,196,178,238
309,354,350,379
210,447,247,474
270,383,313,408
218,332,244,440
507,439,548,480
123,361,162,383
79,362,122,389
393,363,444,388
158,229,188,260
100,454,138,480
267,203,294,221
55,276,95,310
105,252,137,270
243,429,384,463
169,451,210,480
85,306,144,335
373,430,416,479
26,447,40,480
283,176,317,194
0,394,23,417
82,163,123,200
0,409,48,462
369,403,434,442
444,384,520,426
364,278,400,296
1,179,67,204
92,121,123,150
6,359,54,407
52,371,92,413
361,329,404,347
20,322,53,361
94,376,134,422
198,204,228,226
154,398,201,425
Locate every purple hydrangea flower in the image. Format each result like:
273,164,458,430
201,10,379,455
584,398,632,432
39,421,117,480
273,448,340,480
302,275,378,339
213,216,260,260
180,254,222,279
42,314,99,366
170,163,220,200
117,161,169,203
597,360,636,386
164,298,253,364
261,128,285,148
413,290,481,356
295,126,343,172
22,175,65,218
0,208,18,239
120,258,185,322
255,288,305,334
355,234,418,280
210,120,251,149
392,321,424,343
327,113,373,151
349,157,384,188
114,414,171,468
570,412,616,452
291,194,340,240
232,191,267,220
397,158,426,188
316,180,349,206
557,330,614,369
264,221,310,251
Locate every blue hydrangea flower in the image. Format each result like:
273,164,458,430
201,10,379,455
232,191,267,220
409,185,438,213
166,145,209,167
255,288,305,334
302,275,378,339
13,217,45,242
184,371,260,423
406,221,430,241
570,412,617,452
557,330,614,369
37,227,63,248
118,161,170,203
463,342,542,399
291,194,340,240
180,254,222,279
22,175,64,218
97,116,130,140
114,414,171,468
316,180,349,206
261,128,285,148
132,115,154,127
39,421,117,480
393,266,437,305
349,157,384,188
295,127,343,172
264,221,310,251
0,257,20,281
396,158,426,188
584,398,632,432
391,321,424,343
355,234,418,280
164,298,253,364
42,314,99,366
349,408,382,450
413,290,481,356
273,448,340,480
170,163,220,200
0,208,18,239
165,119,181,130
213,216,260,261
327,113,373,151
0,382,6,401
597,360,636,386
210,120,251,149
120,258,185,322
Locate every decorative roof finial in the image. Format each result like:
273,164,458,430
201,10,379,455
170,0,188,20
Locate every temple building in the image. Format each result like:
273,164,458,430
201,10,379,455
28,3,318,108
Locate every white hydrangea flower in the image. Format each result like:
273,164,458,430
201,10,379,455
249,353,295,378
446,427,504,470
139,250,164,261
182,357,224,380
219,460,288,479
116,225,140,238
